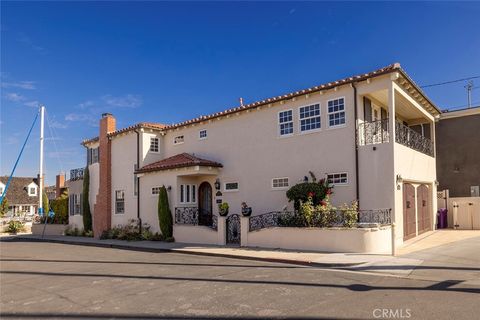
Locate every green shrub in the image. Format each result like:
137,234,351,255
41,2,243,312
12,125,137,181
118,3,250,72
50,191,69,224
6,220,26,234
286,173,332,210
340,200,358,228
82,167,92,231
99,220,164,241
157,186,173,238
0,198,8,218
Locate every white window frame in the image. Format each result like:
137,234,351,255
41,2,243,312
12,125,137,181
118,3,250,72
179,184,196,204
115,190,125,214
28,186,37,196
224,182,239,192
149,137,159,153
278,109,294,137
272,177,289,190
326,172,348,186
151,186,162,196
299,103,321,133
198,129,207,140
173,135,184,145
327,97,346,128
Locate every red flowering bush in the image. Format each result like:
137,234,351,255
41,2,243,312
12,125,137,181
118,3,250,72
286,174,333,210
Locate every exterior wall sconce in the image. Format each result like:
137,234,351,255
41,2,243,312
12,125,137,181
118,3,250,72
453,166,460,173
303,176,309,182
396,174,403,185
396,174,403,190
167,186,172,191
214,179,221,190
434,180,440,186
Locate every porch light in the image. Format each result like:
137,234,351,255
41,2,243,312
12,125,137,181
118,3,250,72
167,186,172,191
396,174,403,185
214,179,221,190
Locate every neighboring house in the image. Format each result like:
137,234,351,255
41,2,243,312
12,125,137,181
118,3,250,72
45,173,67,200
0,176,39,215
77,63,440,247
65,168,85,226
436,106,480,197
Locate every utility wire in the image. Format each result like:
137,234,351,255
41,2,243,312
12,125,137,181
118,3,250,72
420,76,480,88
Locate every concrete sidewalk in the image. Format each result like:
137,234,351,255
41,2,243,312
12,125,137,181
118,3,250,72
2,234,419,270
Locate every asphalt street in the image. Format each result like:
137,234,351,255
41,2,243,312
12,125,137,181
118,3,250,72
1,240,479,320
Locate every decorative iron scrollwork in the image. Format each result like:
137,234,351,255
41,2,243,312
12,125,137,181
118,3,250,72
226,214,241,245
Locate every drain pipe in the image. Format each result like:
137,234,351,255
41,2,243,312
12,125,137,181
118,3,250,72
353,83,360,208
135,129,142,234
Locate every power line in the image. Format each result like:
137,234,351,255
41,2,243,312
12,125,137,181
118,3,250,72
420,76,480,88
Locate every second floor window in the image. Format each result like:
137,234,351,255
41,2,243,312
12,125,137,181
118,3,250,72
199,129,207,140
115,190,125,214
88,147,99,165
150,137,159,152
279,110,293,136
328,98,346,127
28,187,37,196
299,104,321,132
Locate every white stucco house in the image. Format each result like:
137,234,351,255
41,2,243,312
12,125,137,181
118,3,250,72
69,63,440,253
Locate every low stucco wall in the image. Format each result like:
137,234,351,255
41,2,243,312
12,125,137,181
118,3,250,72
31,224,67,236
243,226,392,254
173,224,221,245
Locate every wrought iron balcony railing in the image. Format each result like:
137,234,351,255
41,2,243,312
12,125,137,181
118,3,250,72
395,121,434,157
69,168,84,181
357,119,434,157
357,119,390,145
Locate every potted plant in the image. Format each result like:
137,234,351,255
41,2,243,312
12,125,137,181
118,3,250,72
241,202,252,217
218,202,229,216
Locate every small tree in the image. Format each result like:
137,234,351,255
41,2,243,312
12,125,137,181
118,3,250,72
0,198,8,217
157,186,173,238
286,176,333,211
82,167,92,231
50,190,69,224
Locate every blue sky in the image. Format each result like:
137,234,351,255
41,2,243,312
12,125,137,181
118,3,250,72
1,1,479,185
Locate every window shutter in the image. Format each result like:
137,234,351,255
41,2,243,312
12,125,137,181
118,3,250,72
363,97,372,122
80,194,83,215
87,149,91,165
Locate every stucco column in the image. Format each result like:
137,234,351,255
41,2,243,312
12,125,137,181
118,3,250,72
217,216,226,245
240,216,249,247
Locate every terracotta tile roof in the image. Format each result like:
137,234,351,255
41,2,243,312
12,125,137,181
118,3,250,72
136,153,223,173
0,176,39,205
81,63,440,145
82,122,166,146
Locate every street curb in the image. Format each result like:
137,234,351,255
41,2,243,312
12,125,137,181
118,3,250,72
2,236,365,268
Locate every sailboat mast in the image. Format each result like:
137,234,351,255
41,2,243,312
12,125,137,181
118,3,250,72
39,105,45,214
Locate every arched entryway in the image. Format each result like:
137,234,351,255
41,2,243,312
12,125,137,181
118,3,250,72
198,182,213,226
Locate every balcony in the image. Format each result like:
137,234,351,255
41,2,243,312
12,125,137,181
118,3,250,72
69,168,84,181
357,119,434,157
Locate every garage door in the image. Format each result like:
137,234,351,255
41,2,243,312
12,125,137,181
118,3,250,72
417,184,432,235
403,183,416,240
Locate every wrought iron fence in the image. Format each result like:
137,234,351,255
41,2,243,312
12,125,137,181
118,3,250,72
395,122,434,157
70,168,84,181
174,207,199,225
357,119,390,146
249,208,392,231
174,207,217,230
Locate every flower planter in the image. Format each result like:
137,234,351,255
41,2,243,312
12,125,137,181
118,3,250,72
219,208,229,217
242,207,252,217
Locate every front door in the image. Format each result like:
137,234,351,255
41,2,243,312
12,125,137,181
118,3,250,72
198,182,212,226
403,183,416,241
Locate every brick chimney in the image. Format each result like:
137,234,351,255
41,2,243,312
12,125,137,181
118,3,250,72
55,173,65,198
93,113,116,238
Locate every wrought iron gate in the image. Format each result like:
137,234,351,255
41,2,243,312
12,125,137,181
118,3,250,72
226,214,241,245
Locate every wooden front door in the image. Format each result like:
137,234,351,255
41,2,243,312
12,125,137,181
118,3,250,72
198,182,212,226
403,183,416,241
417,184,431,235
